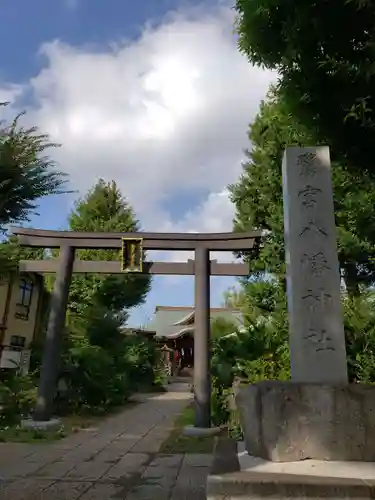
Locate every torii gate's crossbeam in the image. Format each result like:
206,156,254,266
18,259,250,276
11,227,262,427
12,227,260,250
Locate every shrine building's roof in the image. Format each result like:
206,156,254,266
145,306,243,340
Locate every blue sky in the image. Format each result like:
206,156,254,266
2,0,275,326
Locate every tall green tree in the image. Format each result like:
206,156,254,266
234,0,375,174
67,179,151,323
0,104,68,276
0,104,68,229
229,89,375,295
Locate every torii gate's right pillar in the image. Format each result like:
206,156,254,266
193,245,211,428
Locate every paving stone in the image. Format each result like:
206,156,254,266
78,483,125,499
91,448,126,464
148,425,171,435
124,424,153,433
25,449,66,463
0,479,12,491
65,459,112,481
49,438,88,451
141,465,179,489
74,443,109,455
0,444,35,461
39,480,91,500
182,453,212,467
0,478,54,500
35,459,76,479
170,487,206,500
170,465,209,500
148,454,183,468
0,460,45,479
126,484,171,500
59,448,97,463
131,437,166,453
105,437,139,452
91,432,119,441
116,431,144,439
104,453,150,480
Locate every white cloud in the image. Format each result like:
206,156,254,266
175,189,235,234
1,3,275,306
3,4,275,232
179,189,242,263
0,84,24,104
151,189,244,294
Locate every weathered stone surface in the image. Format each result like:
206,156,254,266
182,453,212,467
236,381,375,461
104,452,150,480
65,458,112,480
79,483,124,499
207,439,375,500
0,459,46,479
35,459,76,478
282,146,348,383
142,465,178,488
148,454,183,469
40,480,90,500
0,443,35,462
127,484,170,500
171,463,208,500
0,478,54,500
209,437,239,475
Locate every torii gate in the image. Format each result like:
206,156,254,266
11,227,261,428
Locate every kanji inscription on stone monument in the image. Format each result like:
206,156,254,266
301,288,333,314
282,146,348,383
301,252,331,277
297,151,319,177
298,185,322,208
305,328,335,352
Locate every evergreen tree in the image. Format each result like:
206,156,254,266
0,105,67,276
0,104,68,229
235,0,375,174
67,179,151,323
229,88,375,295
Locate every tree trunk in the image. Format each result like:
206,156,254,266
343,263,360,298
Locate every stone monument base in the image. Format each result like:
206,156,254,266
207,439,375,500
235,381,375,462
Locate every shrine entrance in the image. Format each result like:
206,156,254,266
12,227,261,429
161,336,194,376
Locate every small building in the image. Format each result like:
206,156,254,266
145,306,243,373
0,272,46,373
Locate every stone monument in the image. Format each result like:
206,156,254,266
235,147,375,463
207,147,375,499
282,146,348,384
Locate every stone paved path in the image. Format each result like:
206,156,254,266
0,382,212,499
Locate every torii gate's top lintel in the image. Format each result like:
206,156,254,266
11,227,262,251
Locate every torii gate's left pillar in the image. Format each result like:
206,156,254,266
33,245,75,421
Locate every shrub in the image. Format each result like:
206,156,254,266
0,372,37,426
56,336,131,414
210,280,289,428
343,292,375,383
